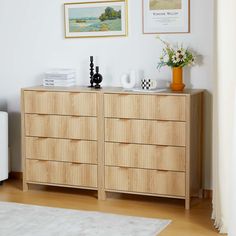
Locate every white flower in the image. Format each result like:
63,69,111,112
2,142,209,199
176,51,186,62
191,57,196,65
172,55,179,64
177,48,186,55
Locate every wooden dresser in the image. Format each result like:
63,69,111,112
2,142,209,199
21,86,203,209
22,91,98,191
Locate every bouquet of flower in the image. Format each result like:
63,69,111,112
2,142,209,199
157,36,196,70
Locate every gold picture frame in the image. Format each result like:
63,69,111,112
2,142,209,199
64,0,128,38
142,0,190,34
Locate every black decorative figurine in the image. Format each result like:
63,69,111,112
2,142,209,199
89,56,94,87
92,66,103,89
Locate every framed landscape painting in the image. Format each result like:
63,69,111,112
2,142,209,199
143,0,190,34
64,0,128,38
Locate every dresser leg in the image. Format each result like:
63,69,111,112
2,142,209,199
98,189,106,200
185,198,190,210
199,189,203,199
22,181,29,192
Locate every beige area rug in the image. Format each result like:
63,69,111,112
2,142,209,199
0,201,170,236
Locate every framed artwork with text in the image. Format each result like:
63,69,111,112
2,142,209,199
143,0,190,34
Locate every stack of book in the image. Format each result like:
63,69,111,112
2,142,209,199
43,69,76,87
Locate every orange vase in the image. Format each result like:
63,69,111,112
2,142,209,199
170,67,185,92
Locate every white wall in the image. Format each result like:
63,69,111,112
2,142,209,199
0,0,214,189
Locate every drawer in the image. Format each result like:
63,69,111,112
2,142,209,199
105,118,186,146
24,91,97,116
105,166,185,197
104,94,186,121
105,143,185,171
26,137,97,164
25,114,97,140
26,160,97,188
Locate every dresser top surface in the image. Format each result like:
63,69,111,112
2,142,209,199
22,86,204,96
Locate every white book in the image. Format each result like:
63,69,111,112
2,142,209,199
43,78,76,84
43,81,76,85
45,74,76,80
45,69,76,80
43,82,76,87
45,68,76,76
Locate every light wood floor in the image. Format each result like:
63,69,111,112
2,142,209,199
0,179,219,236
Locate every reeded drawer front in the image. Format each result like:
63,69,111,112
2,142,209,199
26,137,97,164
24,91,97,116
105,167,185,197
25,114,97,140
104,94,186,121
26,160,97,188
105,143,185,171
105,118,186,146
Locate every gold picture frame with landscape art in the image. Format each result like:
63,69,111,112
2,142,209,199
64,0,128,38
143,0,190,34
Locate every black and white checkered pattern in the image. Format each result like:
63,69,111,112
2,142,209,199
141,79,152,90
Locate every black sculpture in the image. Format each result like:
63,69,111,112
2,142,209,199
93,66,103,89
89,56,94,87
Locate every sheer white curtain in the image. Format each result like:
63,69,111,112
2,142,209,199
229,97,236,235
212,0,236,234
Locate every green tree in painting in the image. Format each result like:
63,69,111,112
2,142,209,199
99,7,121,21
